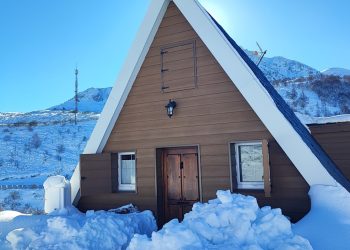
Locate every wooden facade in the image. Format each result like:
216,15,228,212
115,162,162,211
78,3,350,224
310,123,350,179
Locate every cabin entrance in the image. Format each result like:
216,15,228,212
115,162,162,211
161,147,200,223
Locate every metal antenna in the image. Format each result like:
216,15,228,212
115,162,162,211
255,42,267,66
74,66,79,125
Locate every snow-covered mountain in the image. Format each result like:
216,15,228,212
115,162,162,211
244,49,350,116
245,50,320,81
273,74,350,116
50,87,112,113
321,67,350,77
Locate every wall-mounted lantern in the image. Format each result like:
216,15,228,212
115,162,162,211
165,99,177,118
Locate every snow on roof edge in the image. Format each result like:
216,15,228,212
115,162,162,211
296,112,350,125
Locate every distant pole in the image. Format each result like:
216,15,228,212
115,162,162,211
74,67,79,125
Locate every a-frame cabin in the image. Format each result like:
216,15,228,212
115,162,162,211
70,0,350,225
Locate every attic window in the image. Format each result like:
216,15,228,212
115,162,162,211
161,40,197,92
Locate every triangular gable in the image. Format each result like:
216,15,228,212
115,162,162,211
206,14,350,192
70,0,349,203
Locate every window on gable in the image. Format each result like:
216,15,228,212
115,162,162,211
161,40,197,92
230,142,264,189
118,152,136,191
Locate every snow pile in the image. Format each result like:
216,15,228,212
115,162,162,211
0,207,156,250
129,190,311,250
294,185,350,250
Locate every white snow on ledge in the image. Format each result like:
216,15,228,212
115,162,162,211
296,112,350,125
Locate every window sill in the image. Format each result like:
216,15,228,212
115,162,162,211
237,184,264,190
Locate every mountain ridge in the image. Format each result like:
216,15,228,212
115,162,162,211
321,67,350,77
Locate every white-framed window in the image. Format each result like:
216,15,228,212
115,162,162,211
231,142,264,189
118,152,136,191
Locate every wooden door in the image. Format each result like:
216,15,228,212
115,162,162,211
163,147,199,222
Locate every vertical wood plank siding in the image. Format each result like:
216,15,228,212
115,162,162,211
78,2,312,222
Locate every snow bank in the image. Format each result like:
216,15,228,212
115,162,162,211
129,190,311,250
0,207,156,250
294,185,350,250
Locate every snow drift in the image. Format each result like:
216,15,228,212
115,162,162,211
294,185,350,250
128,190,312,250
0,207,156,250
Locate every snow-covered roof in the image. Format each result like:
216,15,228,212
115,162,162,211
70,0,350,203
297,112,350,125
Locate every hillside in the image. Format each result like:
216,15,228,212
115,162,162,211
273,74,350,116
0,111,98,212
49,87,111,113
245,49,320,81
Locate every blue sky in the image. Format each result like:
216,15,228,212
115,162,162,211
1,0,349,112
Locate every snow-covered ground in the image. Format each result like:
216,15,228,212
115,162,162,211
1,187,349,249
294,185,350,250
0,111,98,213
0,207,156,250
0,112,97,182
0,189,43,214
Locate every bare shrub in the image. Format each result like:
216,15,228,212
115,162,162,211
23,142,31,154
3,135,11,142
3,191,21,210
286,85,298,100
30,133,42,149
55,144,65,165
56,144,65,154
298,91,309,109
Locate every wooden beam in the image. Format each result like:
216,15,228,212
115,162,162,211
262,139,271,197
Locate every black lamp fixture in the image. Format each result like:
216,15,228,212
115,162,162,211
165,99,177,118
